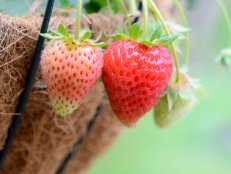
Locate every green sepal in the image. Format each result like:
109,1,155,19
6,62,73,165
158,35,179,46
140,40,158,47
166,71,203,112
87,42,107,47
49,29,62,36
150,24,161,41
58,24,70,37
108,33,129,40
128,22,141,40
40,33,64,40
41,23,106,48
79,28,91,41
65,37,74,43
107,19,179,48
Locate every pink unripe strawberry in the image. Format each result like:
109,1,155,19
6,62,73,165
41,39,103,116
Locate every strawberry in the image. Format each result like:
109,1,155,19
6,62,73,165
40,25,104,116
102,40,173,126
154,94,195,128
154,70,203,128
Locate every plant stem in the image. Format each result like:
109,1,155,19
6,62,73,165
148,0,180,82
142,0,149,40
129,0,137,14
74,0,82,40
119,0,128,15
174,0,190,65
216,0,231,47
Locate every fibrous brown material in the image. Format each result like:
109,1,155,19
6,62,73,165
0,13,123,174
62,96,123,174
0,13,38,149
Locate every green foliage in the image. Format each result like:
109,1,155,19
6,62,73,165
84,0,119,13
58,24,70,37
59,0,73,8
150,24,161,41
158,35,179,46
128,23,141,40
109,22,179,47
79,29,91,41
41,24,106,47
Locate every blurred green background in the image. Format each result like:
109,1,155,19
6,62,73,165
1,0,231,174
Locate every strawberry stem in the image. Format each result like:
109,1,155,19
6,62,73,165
148,0,180,82
119,0,128,15
74,0,82,40
129,0,137,14
173,0,190,65
142,0,149,40
216,0,231,47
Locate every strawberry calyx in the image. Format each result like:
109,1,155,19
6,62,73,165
165,68,203,111
108,22,178,47
40,24,106,47
154,69,203,128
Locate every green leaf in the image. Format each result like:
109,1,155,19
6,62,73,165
79,29,91,41
140,40,158,47
84,0,119,13
89,42,107,47
159,35,179,46
40,33,63,40
128,23,140,40
49,29,62,36
108,33,129,40
58,24,69,37
59,0,73,8
65,36,74,43
150,24,161,41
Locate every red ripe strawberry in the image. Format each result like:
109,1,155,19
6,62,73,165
102,40,173,126
41,39,103,116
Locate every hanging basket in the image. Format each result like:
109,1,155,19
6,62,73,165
0,0,173,173
0,12,124,174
